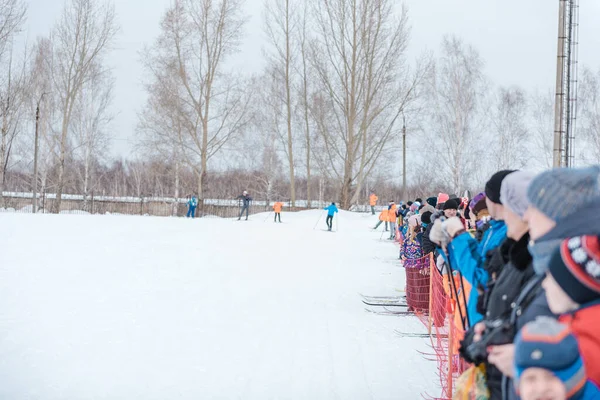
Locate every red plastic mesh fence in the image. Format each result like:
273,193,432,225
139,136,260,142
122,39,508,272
414,255,468,400
403,256,430,313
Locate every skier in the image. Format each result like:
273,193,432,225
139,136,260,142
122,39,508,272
323,202,338,231
237,190,252,220
369,192,378,215
187,195,198,218
273,201,283,223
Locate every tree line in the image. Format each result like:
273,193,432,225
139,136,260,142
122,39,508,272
3,0,600,211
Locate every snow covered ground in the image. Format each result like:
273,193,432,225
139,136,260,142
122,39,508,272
1,210,437,399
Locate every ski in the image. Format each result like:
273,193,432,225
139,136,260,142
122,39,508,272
394,331,434,338
364,308,414,316
360,293,406,300
362,300,407,307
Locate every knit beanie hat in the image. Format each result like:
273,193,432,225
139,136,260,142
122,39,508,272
420,204,436,216
515,317,587,399
500,171,537,218
548,235,600,305
469,192,487,215
527,166,600,223
427,197,437,207
421,211,433,225
485,170,517,204
443,199,459,211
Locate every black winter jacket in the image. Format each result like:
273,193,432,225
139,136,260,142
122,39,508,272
421,222,436,255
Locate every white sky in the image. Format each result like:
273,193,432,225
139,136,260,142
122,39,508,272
24,0,600,159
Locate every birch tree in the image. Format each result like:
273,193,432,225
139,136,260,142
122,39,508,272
297,3,312,207
0,0,26,201
51,0,118,212
492,86,529,170
529,90,554,169
310,0,426,209
425,36,487,194
72,66,114,210
141,0,250,207
263,0,297,206
577,67,600,164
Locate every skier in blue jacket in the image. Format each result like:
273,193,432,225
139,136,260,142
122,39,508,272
324,203,338,231
187,195,198,218
431,170,513,327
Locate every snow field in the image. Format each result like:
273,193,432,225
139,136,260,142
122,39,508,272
0,210,437,399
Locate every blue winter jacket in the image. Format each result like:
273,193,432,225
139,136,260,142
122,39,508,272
324,204,338,216
580,382,600,399
188,197,198,207
446,219,507,325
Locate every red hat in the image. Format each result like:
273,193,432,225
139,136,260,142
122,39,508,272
548,236,600,305
437,193,449,204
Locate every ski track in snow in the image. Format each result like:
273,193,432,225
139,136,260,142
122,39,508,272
0,210,437,399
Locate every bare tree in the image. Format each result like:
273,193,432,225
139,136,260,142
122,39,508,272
425,36,487,194
0,0,25,58
309,0,426,209
529,90,554,169
0,45,30,202
577,66,600,164
71,67,114,210
491,86,529,170
51,0,118,212
297,3,312,207
141,0,249,209
0,0,25,202
263,0,298,206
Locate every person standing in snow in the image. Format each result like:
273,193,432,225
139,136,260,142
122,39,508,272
373,208,389,231
237,191,252,220
369,192,378,215
324,202,338,231
273,201,283,223
187,195,198,218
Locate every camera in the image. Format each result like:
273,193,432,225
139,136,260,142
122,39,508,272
460,319,515,365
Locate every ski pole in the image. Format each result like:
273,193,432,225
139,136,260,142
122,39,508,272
445,255,467,331
380,226,386,240
263,211,272,222
313,212,324,230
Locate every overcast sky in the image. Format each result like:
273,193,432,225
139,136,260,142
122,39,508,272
24,0,600,159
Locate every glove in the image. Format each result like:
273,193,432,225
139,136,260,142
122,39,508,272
429,219,447,246
442,216,465,239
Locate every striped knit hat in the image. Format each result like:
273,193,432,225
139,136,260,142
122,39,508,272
548,235,600,305
515,317,587,399
526,166,600,222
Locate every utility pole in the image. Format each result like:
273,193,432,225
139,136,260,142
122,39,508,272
402,114,406,200
553,0,567,167
32,93,47,213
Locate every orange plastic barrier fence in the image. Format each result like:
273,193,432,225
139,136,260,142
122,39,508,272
405,254,468,400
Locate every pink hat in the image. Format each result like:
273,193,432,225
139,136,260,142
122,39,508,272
437,193,449,204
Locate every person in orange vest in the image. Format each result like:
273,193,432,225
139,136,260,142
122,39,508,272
369,192,378,215
273,201,283,223
387,201,398,240
373,208,389,231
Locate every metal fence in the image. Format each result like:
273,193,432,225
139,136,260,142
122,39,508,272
0,192,330,218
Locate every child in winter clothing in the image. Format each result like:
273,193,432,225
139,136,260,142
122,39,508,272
273,202,283,222
400,215,423,261
515,317,600,400
543,235,600,387
324,203,338,231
